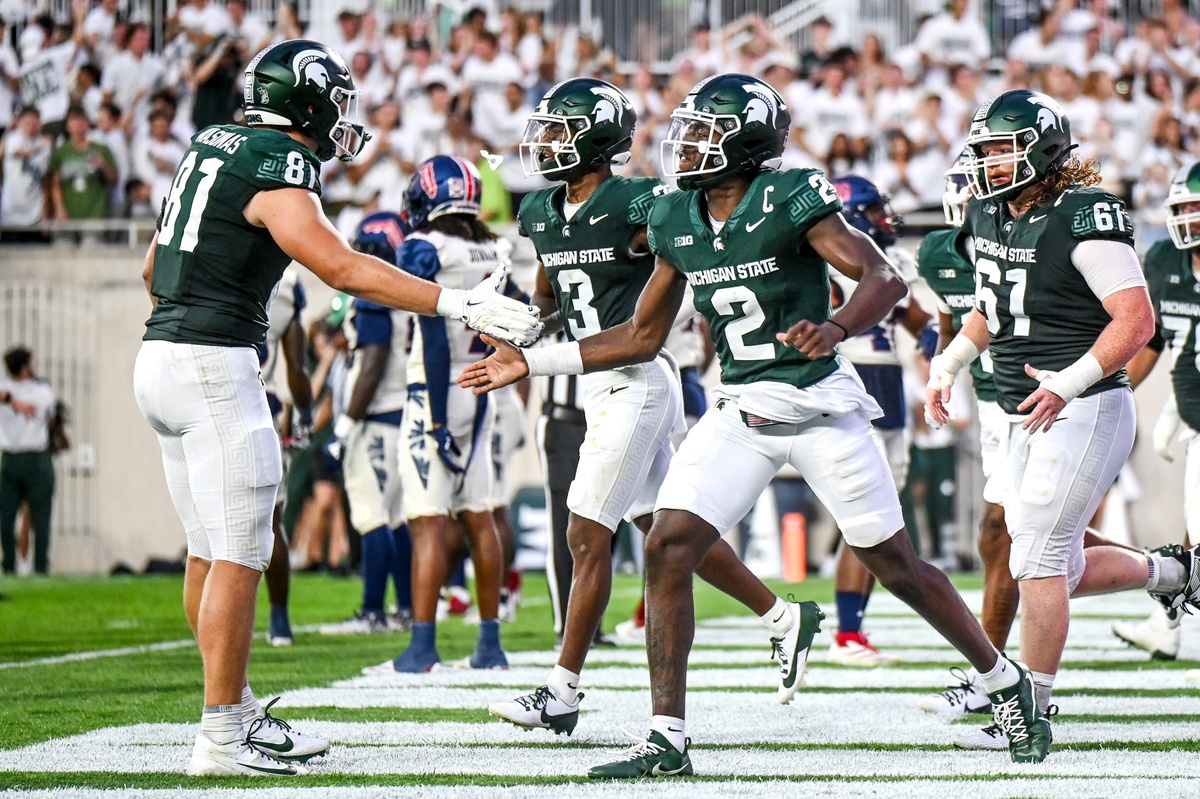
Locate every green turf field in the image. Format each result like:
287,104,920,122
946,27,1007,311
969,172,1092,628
2,572,1198,797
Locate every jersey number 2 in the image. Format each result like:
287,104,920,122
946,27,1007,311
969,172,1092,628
711,286,774,361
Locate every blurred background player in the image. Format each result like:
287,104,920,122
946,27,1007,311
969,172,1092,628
320,211,414,636
375,155,511,673
1111,163,1200,659
258,264,313,646
825,174,936,667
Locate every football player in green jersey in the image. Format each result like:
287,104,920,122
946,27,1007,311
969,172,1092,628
927,89,1198,762
464,73,1040,776
133,39,540,777
1110,163,1200,659
488,77,820,737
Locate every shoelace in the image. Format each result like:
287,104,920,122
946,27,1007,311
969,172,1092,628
992,693,1030,744
615,738,665,763
259,697,294,734
514,685,553,712
770,637,788,667
935,667,977,708
978,723,1004,739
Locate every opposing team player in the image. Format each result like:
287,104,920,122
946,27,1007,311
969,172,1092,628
134,40,540,776
320,212,414,635
487,77,823,737
463,73,1042,773
373,155,514,673
927,89,1200,763
826,175,935,667
259,265,313,646
1111,163,1200,658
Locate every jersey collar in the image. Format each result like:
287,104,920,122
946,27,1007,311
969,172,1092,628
687,172,763,250
547,177,616,230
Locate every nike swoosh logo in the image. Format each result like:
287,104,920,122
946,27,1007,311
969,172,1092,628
244,762,298,775
609,386,627,394
746,218,766,232
651,760,690,776
567,682,578,690
772,609,787,623
1029,214,1047,223
667,726,683,732
590,214,609,225
251,734,295,754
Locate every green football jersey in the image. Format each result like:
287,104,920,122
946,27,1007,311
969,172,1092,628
915,228,997,403
517,175,665,342
963,186,1132,414
648,168,842,387
144,125,322,348
1144,238,1200,431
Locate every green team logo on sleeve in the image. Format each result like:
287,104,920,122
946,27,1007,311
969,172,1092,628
1069,198,1133,240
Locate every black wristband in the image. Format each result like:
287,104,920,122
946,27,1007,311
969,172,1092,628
827,318,851,340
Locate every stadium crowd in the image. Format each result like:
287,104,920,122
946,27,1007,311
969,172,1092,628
0,0,1198,249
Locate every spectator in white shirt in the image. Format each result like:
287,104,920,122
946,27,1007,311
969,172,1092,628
1007,10,1070,74
938,63,983,140
626,65,664,123
175,0,234,48
132,109,186,212
516,12,545,79
397,40,456,108
19,9,85,138
348,50,394,113
327,8,373,62
460,30,525,122
0,38,21,136
93,101,129,211
914,0,991,81
795,64,869,163
0,106,51,235
870,62,917,138
101,24,165,128
674,22,727,78
225,0,272,55
81,0,119,66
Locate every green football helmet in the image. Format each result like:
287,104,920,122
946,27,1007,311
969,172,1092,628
661,73,790,190
519,78,636,178
243,39,369,162
963,89,1072,201
1166,162,1200,249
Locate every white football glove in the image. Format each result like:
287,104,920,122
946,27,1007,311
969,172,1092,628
436,263,543,346
1154,395,1182,462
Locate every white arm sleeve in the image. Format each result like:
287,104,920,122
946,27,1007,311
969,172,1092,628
1070,239,1147,300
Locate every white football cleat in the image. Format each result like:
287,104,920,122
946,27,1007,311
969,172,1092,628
187,733,308,776
613,618,645,646
318,610,393,635
489,685,582,735
772,600,825,704
1112,606,1181,660
245,698,329,763
953,723,1008,751
918,667,992,715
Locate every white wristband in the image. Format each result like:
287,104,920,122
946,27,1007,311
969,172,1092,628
435,288,467,321
524,341,584,377
1038,352,1103,404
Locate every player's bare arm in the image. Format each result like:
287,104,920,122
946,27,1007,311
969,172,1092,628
777,212,906,358
281,316,313,414
459,257,686,394
342,344,388,421
245,187,541,342
531,263,564,336
1019,284,1155,433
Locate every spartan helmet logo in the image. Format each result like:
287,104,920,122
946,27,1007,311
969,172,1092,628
590,86,625,126
292,49,331,89
1028,95,1063,132
743,83,779,126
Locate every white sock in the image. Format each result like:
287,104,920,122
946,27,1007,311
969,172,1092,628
200,704,244,746
651,715,686,753
240,685,264,726
547,665,581,705
1146,552,1187,594
760,597,793,638
1031,670,1055,715
978,652,1019,693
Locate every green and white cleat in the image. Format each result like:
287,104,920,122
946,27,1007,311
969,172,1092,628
588,730,693,779
772,599,824,704
245,698,330,763
187,733,308,776
953,722,1008,751
489,685,582,735
987,660,1051,763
